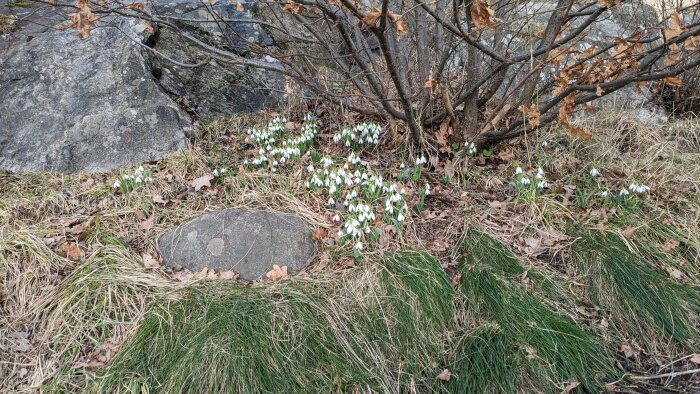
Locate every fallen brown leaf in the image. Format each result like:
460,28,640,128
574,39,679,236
660,239,680,253
142,253,160,268
622,226,638,239
436,368,452,382
266,264,288,281
219,270,239,280
59,242,84,261
312,228,327,241
139,216,154,231
190,175,214,191
153,194,168,205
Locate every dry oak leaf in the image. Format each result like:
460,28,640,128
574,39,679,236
660,239,680,252
436,120,452,152
470,0,497,30
190,174,214,191
69,0,98,39
690,354,700,364
231,0,245,12
312,227,327,241
387,11,408,36
153,194,168,205
596,85,604,96
664,12,683,39
562,121,592,141
266,264,288,281
664,76,683,87
436,368,452,382
685,36,699,51
282,2,304,15
139,19,154,34
219,270,239,280
424,70,438,95
518,104,540,127
60,241,85,261
362,7,382,29
139,216,154,231
142,253,160,268
621,226,638,239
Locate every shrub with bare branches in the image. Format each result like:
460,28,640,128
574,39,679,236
51,0,700,149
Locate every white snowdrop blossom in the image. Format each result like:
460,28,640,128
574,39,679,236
415,155,427,166
589,168,600,177
306,151,408,253
245,115,318,170
537,181,549,189
333,122,382,149
535,168,545,180
424,183,431,195
600,191,609,198
113,165,153,194
515,166,523,175
628,182,650,194
541,140,548,148
521,177,531,185
619,188,630,196
400,162,405,169
465,142,477,156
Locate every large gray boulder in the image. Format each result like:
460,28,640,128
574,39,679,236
158,209,316,281
0,3,192,173
149,0,284,119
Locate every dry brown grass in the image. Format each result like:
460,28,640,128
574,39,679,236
1,106,699,392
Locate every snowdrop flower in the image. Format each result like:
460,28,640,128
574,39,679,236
590,168,600,177
537,181,548,189
424,183,431,195
397,212,405,222
213,169,219,177
137,166,145,173
135,177,143,184
113,180,121,189
521,177,531,185
619,188,629,196
535,168,545,179
628,183,650,194
355,242,363,251
515,167,523,175
327,197,335,206
332,214,341,222
400,162,405,169
145,176,153,183
600,191,609,197
541,140,548,148
465,142,477,155
416,155,427,166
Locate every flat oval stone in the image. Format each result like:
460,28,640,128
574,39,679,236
158,209,316,280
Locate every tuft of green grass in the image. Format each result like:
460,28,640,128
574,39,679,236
452,228,616,392
92,252,454,393
570,229,700,349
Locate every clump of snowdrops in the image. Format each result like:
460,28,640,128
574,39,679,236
113,166,153,194
243,114,318,172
